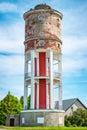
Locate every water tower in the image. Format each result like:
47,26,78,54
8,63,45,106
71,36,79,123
21,4,65,126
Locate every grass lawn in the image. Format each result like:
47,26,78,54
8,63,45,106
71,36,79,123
0,126,87,130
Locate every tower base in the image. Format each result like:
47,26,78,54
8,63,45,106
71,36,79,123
20,109,65,126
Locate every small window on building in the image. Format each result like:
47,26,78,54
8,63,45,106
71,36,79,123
58,44,60,48
71,106,74,113
22,117,25,124
38,40,45,46
38,15,45,21
57,18,59,21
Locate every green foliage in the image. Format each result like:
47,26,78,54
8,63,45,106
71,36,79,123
0,92,23,125
20,96,24,107
65,116,71,127
20,95,31,109
65,108,87,127
27,95,31,109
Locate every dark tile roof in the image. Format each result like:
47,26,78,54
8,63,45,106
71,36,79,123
55,98,86,111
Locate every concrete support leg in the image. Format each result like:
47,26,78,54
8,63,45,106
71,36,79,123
24,55,28,109
37,54,39,76
58,84,62,110
31,50,35,109
50,50,54,109
24,83,28,109
36,82,39,109
46,82,48,109
58,53,62,110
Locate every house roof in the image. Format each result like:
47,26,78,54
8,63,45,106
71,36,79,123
55,98,87,111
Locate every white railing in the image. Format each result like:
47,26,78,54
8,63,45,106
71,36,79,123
25,71,61,79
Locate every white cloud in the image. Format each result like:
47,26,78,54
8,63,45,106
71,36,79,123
62,2,87,37
0,55,24,100
62,36,87,75
0,2,17,13
0,55,24,75
0,21,24,53
0,13,25,99
61,2,87,77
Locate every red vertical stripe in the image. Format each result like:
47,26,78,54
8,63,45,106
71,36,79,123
39,79,46,109
39,52,46,109
39,52,46,76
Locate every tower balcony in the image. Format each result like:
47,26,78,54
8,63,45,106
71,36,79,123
25,71,61,81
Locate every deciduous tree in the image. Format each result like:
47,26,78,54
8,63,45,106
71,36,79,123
0,92,23,125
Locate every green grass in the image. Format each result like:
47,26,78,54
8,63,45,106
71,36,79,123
0,126,87,130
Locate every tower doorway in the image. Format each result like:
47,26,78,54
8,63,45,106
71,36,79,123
10,118,14,126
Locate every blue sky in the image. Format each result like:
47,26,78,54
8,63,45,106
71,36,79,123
0,0,87,107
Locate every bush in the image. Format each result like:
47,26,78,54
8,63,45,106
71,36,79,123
65,116,71,127
65,108,87,127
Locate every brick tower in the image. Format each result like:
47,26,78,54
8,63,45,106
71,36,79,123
21,4,65,126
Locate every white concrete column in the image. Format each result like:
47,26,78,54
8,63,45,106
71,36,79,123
37,53,39,76
58,83,62,110
36,82,39,109
31,50,34,109
24,83,28,109
58,54,62,79
24,54,28,109
25,54,28,77
46,81,48,109
58,54,63,110
49,50,54,109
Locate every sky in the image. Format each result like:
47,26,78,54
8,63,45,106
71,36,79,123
0,0,87,107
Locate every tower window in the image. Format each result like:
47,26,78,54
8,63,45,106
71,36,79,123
58,44,60,48
57,18,59,21
57,18,60,22
71,106,74,113
38,40,45,46
38,15,45,21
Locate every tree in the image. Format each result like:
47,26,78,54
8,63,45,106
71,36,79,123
20,96,24,107
65,108,87,127
0,92,23,125
27,95,31,109
20,95,31,109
